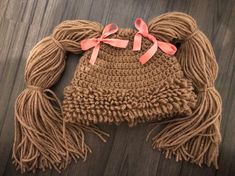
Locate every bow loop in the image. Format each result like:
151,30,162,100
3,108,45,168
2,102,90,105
81,23,129,65
102,23,118,37
158,41,177,56
133,18,151,51
80,38,98,50
133,18,177,64
135,18,149,35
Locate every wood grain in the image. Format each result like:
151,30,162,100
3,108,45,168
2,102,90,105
0,0,234,176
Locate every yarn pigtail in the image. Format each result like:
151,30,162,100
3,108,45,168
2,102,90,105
13,20,108,173
147,12,222,168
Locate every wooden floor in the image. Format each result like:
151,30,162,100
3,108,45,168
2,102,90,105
0,0,234,175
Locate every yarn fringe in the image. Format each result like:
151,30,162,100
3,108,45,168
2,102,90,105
147,12,222,168
12,20,108,173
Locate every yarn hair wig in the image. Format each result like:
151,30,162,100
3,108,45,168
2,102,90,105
13,12,222,173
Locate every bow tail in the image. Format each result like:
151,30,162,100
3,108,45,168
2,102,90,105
133,33,142,51
89,45,100,65
139,42,158,64
102,39,129,48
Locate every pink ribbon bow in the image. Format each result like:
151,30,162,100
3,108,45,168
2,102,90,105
81,23,129,65
133,18,177,64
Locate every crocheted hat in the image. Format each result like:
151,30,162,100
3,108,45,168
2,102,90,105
13,12,222,173
62,25,196,126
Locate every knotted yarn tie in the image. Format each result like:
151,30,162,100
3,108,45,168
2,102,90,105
133,18,177,64
184,28,199,42
198,86,214,92
50,36,65,53
80,23,129,65
27,85,44,91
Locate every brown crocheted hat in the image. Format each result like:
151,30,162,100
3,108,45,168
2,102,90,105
13,12,222,173
62,28,196,126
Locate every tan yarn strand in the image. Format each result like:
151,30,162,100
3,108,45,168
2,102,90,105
13,20,108,173
147,12,222,169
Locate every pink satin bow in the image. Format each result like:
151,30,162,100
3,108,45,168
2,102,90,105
133,18,177,64
81,23,129,65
